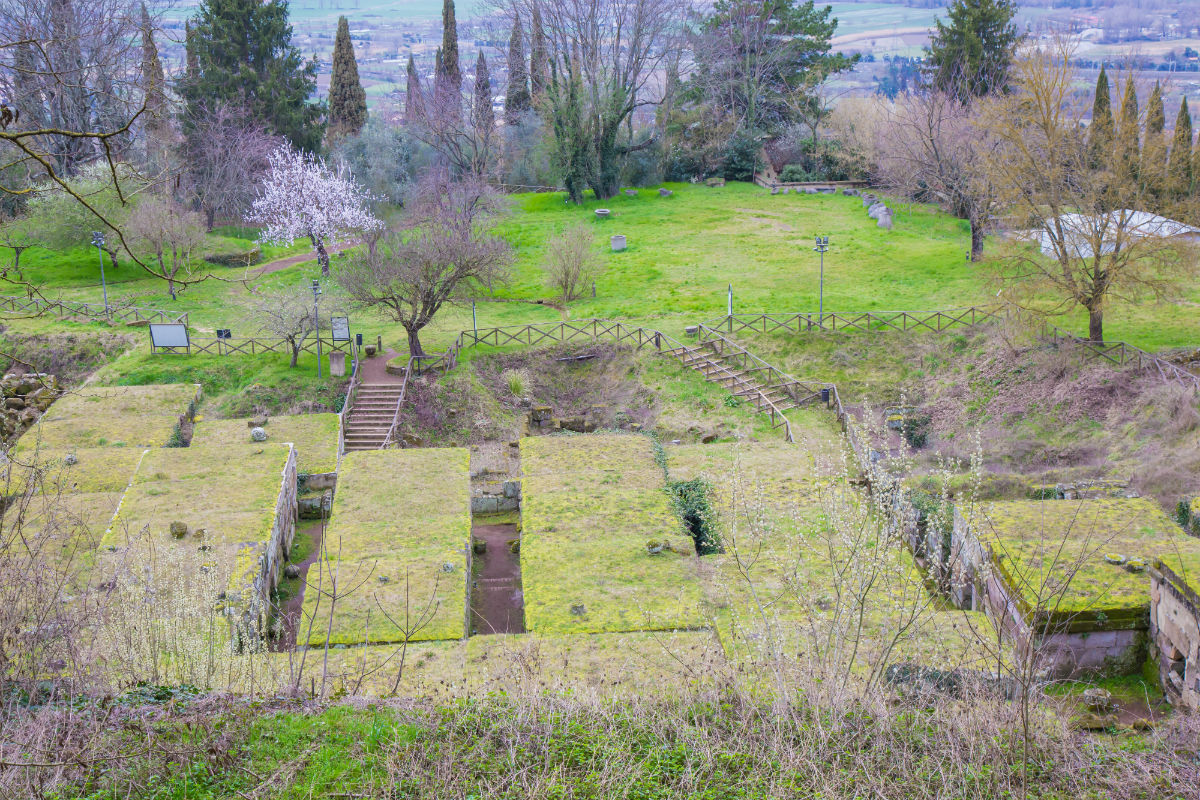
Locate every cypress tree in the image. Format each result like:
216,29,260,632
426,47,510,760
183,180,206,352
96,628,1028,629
328,16,368,138
1087,67,1113,168
405,54,423,124
180,0,323,152
505,13,530,122
140,4,166,121
474,51,494,133
529,2,548,101
1141,83,1167,210
184,20,198,80
1168,97,1193,203
925,0,1021,101
1115,74,1140,193
440,0,461,97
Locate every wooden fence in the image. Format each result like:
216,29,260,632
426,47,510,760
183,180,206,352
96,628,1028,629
0,294,188,326
184,336,356,357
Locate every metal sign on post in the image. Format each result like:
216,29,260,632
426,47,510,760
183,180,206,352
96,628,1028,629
149,323,191,355
331,316,350,341
216,329,232,339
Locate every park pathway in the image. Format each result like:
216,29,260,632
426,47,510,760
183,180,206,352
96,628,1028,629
342,349,406,451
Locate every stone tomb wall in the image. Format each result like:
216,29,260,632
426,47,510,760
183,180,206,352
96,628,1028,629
1149,564,1200,710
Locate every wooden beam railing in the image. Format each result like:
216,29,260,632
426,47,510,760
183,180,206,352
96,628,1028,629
0,294,188,326
382,356,416,448
336,352,362,462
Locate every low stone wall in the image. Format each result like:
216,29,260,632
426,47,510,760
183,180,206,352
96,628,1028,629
1150,564,1200,710
471,480,521,513
226,444,299,647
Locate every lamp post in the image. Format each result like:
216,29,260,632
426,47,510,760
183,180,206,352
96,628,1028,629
813,235,829,329
312,279,323,378
91,231,111,320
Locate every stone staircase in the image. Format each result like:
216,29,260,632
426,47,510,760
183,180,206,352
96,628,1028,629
342,383,406,451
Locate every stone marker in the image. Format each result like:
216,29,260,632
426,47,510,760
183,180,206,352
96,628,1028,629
329,351,346,377
595,208,611,219
658,188,673,197
877,212,893,230
610,234,626,252
250,426,268,442
169,521,188,538
624,189,638,197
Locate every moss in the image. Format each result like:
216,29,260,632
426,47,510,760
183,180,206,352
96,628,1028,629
16,384,199,452
300,448,471,646
191,413,340,474
3,446,145,495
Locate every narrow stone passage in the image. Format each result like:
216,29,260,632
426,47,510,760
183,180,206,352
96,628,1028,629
469,521,524,634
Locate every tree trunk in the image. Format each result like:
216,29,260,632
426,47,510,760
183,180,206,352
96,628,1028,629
205,208,216,232
405,325,426,358
970,221,985,262
289,339,300,367
1087,305,1104,343
314,236,331,277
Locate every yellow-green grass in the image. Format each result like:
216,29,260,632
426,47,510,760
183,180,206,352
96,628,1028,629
16,383,199,451
2,446,145,496
465,631,725,695
666,439,835,515
278,641,469,700
519,433,705,634
11,490,123,583
98,444,293,613
966,498,1200,619
191,413,339,474
301,448,471,646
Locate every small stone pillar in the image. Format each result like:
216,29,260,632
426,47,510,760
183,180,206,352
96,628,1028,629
329,351,346,377
610,234,626,252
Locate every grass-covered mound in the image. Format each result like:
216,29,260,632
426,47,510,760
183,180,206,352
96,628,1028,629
17,383,199,451
2,446,145,496
519,434,705,634
97,443,294,617
191,413,339,474
10,490,124,582
301,448,471,646
965,497,1200,622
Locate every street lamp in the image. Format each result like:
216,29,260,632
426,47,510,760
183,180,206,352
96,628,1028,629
312,279,323,378
813,235,829,328
91,231,111,320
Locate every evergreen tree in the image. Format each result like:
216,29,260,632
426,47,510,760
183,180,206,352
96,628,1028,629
1115,74,1140,193
439,0,461,97
329,16,368,138
1168,97,1193,202
474,51,494,133
529,3,548,101
405,54,423,123
505,13,531,122
184,20,198,80
1087,66,1113,168
140,4,169,169
925,0,1021,101
180,0,323,153
1141,82,1167,209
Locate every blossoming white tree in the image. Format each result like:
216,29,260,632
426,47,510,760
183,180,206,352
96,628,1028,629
250,146,383,276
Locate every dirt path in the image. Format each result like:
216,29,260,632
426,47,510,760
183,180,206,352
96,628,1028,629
470,522,524,634
247,240,359,280
271,519,325,651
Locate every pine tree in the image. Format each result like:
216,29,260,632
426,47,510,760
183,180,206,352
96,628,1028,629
1087,66,1113,168
180,0,323,152
529,2,548,101
925,0,1021,101
1168,97,1193,203
405,54,423,123
474,51,494,133
328,16,368,138
1140,83,1167,210
1115,74,1141,194
505,13,531,122
439,0,461,97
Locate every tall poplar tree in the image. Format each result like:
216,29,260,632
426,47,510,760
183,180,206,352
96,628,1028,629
1115,74,1141,196
925,0,1021,101
1140,83,1167,209
1168,97,1193,203
1087,66,1113,168
505,13,531,122
180,0,323,152
529,3,548,101
328,16,368,138
474,51,494,133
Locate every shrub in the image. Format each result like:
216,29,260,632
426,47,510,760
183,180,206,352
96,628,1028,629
903,414,932,449
779,164,812,182
666,477,722,555
203,237,263,267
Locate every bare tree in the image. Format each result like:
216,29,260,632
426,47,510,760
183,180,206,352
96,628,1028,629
542,222,603,318
243,284,325,367
181,105,283,231
876,89,999,260
980,39,1200,342
337,172,513,358
126,197,205,300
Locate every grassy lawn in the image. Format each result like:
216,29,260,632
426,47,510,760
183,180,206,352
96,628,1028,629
17,383,199,452
301,448,472,646
192,413,340,475
520,433,706,634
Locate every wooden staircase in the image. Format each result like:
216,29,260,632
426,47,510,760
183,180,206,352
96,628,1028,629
342,383,406,451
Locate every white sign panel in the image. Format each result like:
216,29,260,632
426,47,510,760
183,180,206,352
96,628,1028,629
149,323,190,348
330,316,351,341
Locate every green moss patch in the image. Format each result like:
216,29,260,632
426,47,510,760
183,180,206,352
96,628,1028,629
11,490,123,584
519,434,705,635
301,448,471,646
966,498,1200,621
3,446,145,496
17,383,199,451
191,413,340,474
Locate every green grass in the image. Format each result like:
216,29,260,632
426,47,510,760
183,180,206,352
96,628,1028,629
16,383,199,452
191,413,340,474
301,448,472,645
519,434,706,634
967,498,1200,618
4,446,146,495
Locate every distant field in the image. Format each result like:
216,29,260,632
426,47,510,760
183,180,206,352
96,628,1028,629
161,0,491,24
827,1,945,40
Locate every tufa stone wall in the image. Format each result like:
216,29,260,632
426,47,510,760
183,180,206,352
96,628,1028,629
1149,564,1200,710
